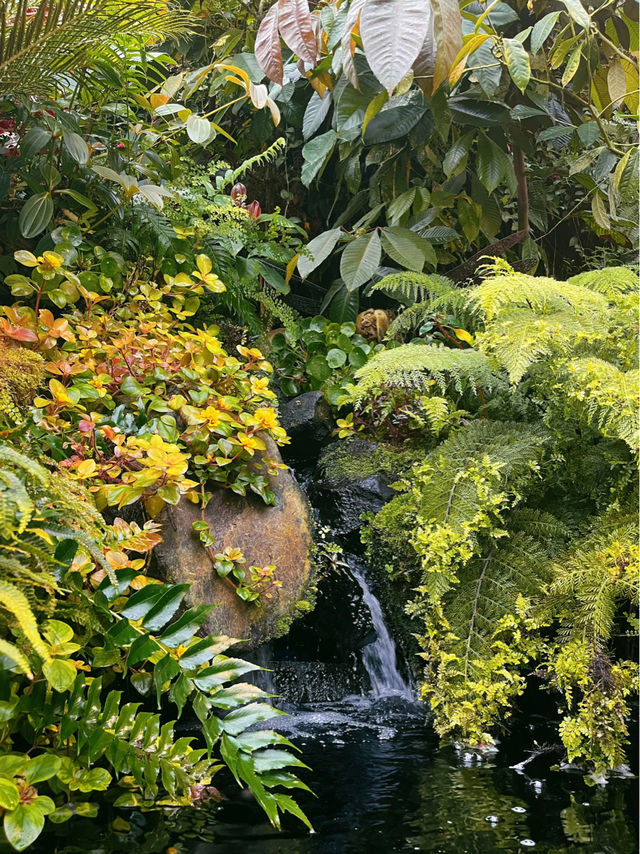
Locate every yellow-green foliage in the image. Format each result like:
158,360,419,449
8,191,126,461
363,263,638,774
0,342,44,424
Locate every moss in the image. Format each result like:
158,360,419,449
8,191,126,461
319,436,428,487
0,343,44,426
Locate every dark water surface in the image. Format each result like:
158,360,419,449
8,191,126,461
187,695,638,854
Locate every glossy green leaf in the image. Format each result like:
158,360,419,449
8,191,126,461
301,130,338,186
18,193,53,239
142,584,190,631
340,230,381,291
43,659,77,692
562,0,589,30
381,226,426,271
24,754,61,785
302,91,332,139
298,228,342,279
503,37,531,92
221,702,284,736
63,131,89,164
530,11,561,53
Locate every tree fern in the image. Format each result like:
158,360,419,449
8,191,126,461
370,271,455,306
350,344,496,403
567,266,638,296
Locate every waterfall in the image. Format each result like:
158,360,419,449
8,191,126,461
349,564,413,699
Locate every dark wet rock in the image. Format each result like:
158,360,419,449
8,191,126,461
279,391,334,461
154,437,315,646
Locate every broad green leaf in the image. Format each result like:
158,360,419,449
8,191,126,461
24,754,61,785
126,632,160,667
340,230,381,291
381,227,426,271
503,37,530,92
562,45,582,85
443,131,474,176
253,748,309,772
221,702,284,736
530,11,560,53
210,683,271,710
63,131,89,164
562,0,589,30
18,193,53,239
0,778,19,811
448,97,509,126
306,355,332,382
193,657,261,690
591,194,610,230
157,605,213,647
154,654,181,704
273,792,314,831
360,0,431,95
302,91,332,140
4,801,51,851
457,197,482,242
301,130,337,186
607,59,628,107
364,91,428,144
386,188,417,224
20,127,52,160
142,584,190,631
298,228,343,279
432,0,463,92
476,133,507,193
178,636,239,668
119,584,166,620
255,4,283,84
43,659,77,692
417,225,460,244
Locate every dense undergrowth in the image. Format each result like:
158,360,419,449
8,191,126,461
0,0,638,849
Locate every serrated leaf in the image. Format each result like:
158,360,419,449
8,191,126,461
340,230,381,291
360,0,431,96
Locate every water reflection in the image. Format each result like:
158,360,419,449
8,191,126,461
33,697,638,854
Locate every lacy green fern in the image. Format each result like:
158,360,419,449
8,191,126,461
350,344,495,403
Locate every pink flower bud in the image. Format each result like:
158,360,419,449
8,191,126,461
246,200,261,219
230,182,247,206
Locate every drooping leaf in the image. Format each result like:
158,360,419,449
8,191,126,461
432,0,463,92
302,91,332,139
561,0,590,30
298,228,343,278
360,0,431,96
364,91,428,144
503,37,531,92
19,193,53,239
340,230,382,291
255,4,284,84
277,0,317,64
301,130,337,186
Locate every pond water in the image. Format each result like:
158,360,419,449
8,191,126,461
34,555,638,854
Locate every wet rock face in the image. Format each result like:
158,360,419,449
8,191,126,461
154,437,314,646
279,391,334,462
312,438,397,537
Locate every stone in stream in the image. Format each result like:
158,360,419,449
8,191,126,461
154,437,315,646
278,391,334,461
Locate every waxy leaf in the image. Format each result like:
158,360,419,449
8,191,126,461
298,228,343,278
277,0,317,64
503,37,531,92
530,11,560,54
255,4,283,84
19,193,53,238
360,0,431,96
340,230,381,291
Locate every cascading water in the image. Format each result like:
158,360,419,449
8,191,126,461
349,563,412,699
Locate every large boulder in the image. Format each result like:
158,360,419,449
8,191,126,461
154,437,315,646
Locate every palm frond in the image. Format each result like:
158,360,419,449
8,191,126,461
0,0,192,96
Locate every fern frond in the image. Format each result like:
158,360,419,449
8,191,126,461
0,637,33,678
370,272,455,306
350,344,495,403
466,273,609,321
567,266,638,296
229,138,286,183
0,579,50,661
562,358,639,451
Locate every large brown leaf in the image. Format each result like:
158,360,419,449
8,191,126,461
360,0,431,96
277,0,317,65
255,4,284,84
432,0,463,92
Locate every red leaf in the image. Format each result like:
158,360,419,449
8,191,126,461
277,0,317,65
255,4,284,85
8,326,38,342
